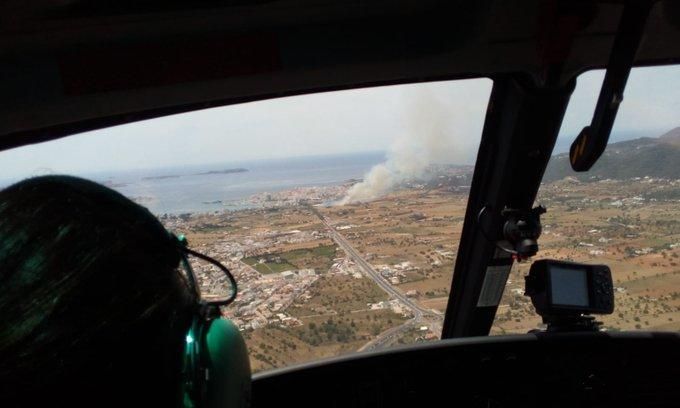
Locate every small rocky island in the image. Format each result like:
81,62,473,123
195,168,248,176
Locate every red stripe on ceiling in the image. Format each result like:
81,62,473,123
58,33,282,95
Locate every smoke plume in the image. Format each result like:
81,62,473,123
339,87,479,205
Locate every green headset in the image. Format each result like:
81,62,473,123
175,234,251,408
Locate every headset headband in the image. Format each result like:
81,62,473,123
174,234,238,307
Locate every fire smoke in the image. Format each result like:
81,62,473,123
339,87,478,205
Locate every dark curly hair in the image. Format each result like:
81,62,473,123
0,175,196,407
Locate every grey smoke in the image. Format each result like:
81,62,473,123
339,85,486,205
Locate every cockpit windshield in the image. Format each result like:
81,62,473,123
0,78,492,372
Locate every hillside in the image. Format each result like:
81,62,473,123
543,127,680,182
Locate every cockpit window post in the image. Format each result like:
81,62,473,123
442,76,575,338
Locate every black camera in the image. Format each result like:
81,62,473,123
502,206,546,259
524,260,614,331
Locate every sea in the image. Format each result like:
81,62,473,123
52,152,384,215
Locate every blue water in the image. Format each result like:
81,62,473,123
88,152,383,214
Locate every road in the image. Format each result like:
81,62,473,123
307,205,443,351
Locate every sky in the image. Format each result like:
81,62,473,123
0,65,678,180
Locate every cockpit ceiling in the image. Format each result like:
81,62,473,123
1,0,680,149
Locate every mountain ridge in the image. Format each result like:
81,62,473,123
543,127,680,182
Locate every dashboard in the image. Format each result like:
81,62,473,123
253,332,680,408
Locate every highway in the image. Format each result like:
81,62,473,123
307,205,443,351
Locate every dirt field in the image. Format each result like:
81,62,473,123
494,178,680,333
169,177,680,371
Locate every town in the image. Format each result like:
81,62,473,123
161,174,680,372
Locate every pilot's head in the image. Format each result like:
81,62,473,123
0,175,197,406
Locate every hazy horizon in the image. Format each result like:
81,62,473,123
1,65,678,181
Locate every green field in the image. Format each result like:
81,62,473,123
243,244,338,274
248,261,297,274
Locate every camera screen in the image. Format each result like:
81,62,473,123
549,266,589,307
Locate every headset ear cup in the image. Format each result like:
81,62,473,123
184,314,252,408
183,315,208,408
197,318,211,405
203,319,252,408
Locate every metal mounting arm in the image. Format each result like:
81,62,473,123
569,0,653,171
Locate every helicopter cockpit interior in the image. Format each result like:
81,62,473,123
1,1,679,407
